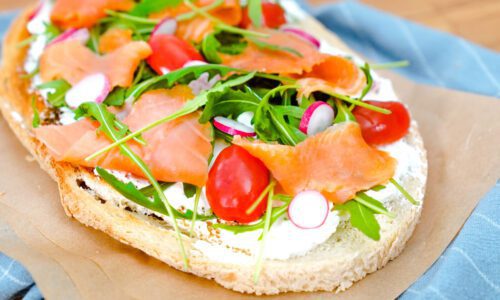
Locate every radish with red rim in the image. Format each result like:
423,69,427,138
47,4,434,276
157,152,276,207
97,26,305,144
48,28,90,47
288,190,330,229
151,18,177,37
213,116,256,137
299,101,335,136
282,27,320,49
65,73,111,108
28,1,43,21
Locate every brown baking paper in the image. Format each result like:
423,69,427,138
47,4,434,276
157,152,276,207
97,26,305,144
1,71,499,300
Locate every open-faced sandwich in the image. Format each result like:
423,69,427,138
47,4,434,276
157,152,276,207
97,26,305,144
0,0,427,295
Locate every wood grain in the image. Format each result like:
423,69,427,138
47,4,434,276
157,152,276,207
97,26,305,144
1,0,499,51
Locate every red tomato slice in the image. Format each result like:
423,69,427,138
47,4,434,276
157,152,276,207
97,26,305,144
206,145,270,223
146,34,203,74
240,1,287,29
353,100,411,145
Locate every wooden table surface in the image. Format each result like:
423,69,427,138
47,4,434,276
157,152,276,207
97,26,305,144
1,0,499,52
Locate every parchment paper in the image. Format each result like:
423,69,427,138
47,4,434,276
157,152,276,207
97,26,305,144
1,70,499,299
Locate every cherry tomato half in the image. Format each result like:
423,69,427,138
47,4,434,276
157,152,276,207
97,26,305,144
147,34,203,75
240,1,287,29
353,100,411,145
206,145,270,223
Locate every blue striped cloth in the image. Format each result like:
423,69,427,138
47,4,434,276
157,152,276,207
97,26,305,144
1,1,499,299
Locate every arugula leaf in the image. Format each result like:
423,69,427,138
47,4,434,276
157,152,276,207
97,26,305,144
354,192,395,218
130,0,182,17
96,167,153,205
390,178,418,205
273,105,304,119
200,88,261,122
248,37,303,57
248,0,263,28
358,63,373,101
216,32,247,55
36,80,71,107
253,85,302,145
139,182,174,197
335,200,381,241
201,33,223,63
334,100,356,123
104,87,127,106
201,32,247,63
31,96,40,128
97,167,214,221
183,183,197,198
43,22,61,43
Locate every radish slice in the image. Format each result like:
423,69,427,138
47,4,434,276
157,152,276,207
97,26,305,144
299,101,335,136
28,1,43,21
151,18,177,37
48,28,90,47
236,111,254,128
288,190,329,229
65,73,111,108
213,116,256,137
183,60,207,68
282,27,320,49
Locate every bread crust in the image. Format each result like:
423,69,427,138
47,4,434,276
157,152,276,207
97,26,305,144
0,8,427,295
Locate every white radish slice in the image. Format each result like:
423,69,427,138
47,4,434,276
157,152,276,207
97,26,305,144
28,1,43,21
48,28,90,47
236,111,254,128
213,116,256,137
65,73,111,108
282,27,320,49
183,60,207,68
299,101,335,136
151,18,178,37
288,190,329,229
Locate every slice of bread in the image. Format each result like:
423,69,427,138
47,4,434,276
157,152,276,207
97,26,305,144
0,7,427,295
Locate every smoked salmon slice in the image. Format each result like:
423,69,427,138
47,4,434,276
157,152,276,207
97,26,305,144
150,0,242,43
51,0,134,29
297,56,366,97
220,29,328,74
99,28,133,54
34,86,213,186
40,40,152,88
150,0,242,25
234,122,396,203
